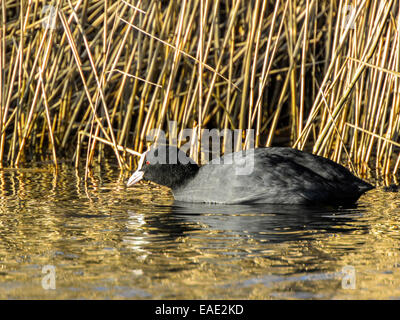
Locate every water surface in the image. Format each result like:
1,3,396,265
0,163,399,299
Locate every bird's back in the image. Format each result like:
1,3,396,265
173,147,373,205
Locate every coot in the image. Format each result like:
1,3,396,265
126,145,373,205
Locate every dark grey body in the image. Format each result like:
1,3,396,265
172,147,373,205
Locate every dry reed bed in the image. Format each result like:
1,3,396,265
0,0,399,179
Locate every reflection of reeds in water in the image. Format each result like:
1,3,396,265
0,1,399,178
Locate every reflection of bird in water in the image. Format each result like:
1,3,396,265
168,202,367,243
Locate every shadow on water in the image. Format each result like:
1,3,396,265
145,201,369,244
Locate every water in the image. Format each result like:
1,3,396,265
0,162,399,299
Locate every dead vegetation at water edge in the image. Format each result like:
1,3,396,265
0,0,399,181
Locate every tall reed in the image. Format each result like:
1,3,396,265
0,0,399,179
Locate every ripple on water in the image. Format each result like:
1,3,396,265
0,163,399,299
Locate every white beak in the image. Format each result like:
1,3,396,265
126,170,145,186
126,149,148,187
